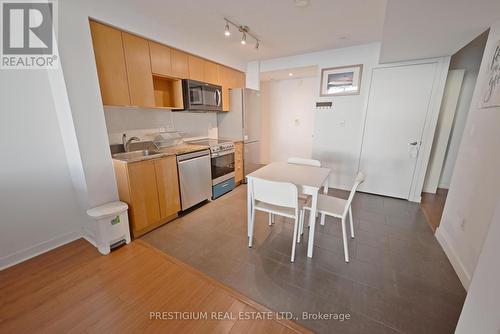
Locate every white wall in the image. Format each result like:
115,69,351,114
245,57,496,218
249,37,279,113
260,78,316,163
455,199,500,334
439,31,489,188
260,43,381,189
246,61,260,90
0,69,88,269
436,19,500,289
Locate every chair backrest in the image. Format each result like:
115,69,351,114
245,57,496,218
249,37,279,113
343,172,365,217
287,157,321,167
252,178,298,209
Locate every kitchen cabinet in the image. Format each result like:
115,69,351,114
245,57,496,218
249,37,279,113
154,156,181,218
221,66,246,112
113,156,181,238
188,55,205,81
171,49,189,78
149,41,172,76
126,160,161,234
122,32,155,107
90,20,244,111
89,21,130,106
204,62,220,85
234,141,244,183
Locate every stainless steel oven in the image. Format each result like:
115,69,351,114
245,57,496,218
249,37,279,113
187,139,236,199
211,149,235,185
182,79,222,112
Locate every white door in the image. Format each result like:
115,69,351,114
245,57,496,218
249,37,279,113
359,63,438,199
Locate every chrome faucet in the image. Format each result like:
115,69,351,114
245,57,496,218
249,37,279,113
122,133,140,152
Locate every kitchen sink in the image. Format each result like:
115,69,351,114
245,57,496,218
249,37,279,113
113,150,163,161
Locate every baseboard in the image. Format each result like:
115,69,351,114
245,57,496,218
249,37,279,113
0,230,82,271
435,227,471,290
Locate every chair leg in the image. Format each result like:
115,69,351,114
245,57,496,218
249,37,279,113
349,206,355,239
341,217,349,262
291,216,299,262
298,210,304,243
248,207,256,248
268,213,272,226
320,213,325,226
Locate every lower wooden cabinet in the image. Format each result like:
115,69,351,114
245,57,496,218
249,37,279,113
154,156,181,218
113,156,181,238
234,141,244,183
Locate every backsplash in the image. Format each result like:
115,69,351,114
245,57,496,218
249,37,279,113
103,107,218,144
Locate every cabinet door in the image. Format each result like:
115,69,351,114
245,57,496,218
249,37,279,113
220,66,232,111
234,70,246,88
188,55,205,81
127,161,161,233
234,141,244,183
149,41,172,76
204,61,220,85
171,49,189,78
154,156,181,218
122,32,155,107
89,21,130,106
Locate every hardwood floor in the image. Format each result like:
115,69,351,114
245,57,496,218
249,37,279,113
0,239,310,334
421,188,449,232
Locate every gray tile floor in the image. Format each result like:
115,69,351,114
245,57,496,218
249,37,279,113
142,185,465,333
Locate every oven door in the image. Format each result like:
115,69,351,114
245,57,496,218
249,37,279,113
211,151,235,185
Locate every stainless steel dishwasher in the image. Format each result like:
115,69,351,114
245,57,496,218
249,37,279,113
177,150,212,210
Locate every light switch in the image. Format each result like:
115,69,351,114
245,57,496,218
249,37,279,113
339,120,346,127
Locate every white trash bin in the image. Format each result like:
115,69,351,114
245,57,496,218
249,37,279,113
87,201,131,255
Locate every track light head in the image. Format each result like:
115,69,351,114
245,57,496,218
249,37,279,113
224,21,230,36
241,33,247,45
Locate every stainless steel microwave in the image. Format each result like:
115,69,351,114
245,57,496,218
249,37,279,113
181,79,222,112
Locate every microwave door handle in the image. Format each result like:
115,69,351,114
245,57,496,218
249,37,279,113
216,89,221,107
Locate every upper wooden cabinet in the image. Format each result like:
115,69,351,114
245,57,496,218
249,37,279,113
220,66,246,111
204,62,220,85
122,32,155,107
89,21,130,106
89,20,244,111
149,41,172,76
171,49,189,78
188,55,205,81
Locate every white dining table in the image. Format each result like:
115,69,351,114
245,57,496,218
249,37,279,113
246,162,331,258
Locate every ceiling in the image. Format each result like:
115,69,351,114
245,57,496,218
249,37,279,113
113,0,386,67
101,0,500,69
380,0,500,63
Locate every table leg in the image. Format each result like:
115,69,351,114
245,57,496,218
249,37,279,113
247,179,254,247
307,189,318,258
320,176,329,226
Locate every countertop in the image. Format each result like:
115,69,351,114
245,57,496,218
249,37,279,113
112,144,209,163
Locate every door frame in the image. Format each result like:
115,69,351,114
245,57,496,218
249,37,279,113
357,57,451,202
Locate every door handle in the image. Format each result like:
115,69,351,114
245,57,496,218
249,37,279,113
408,141,419,146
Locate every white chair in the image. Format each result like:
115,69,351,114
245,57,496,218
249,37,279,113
300,172,365,262
287,157,322,241
249,178,302,262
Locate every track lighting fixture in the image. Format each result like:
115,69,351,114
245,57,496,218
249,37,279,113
223,18,260,51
